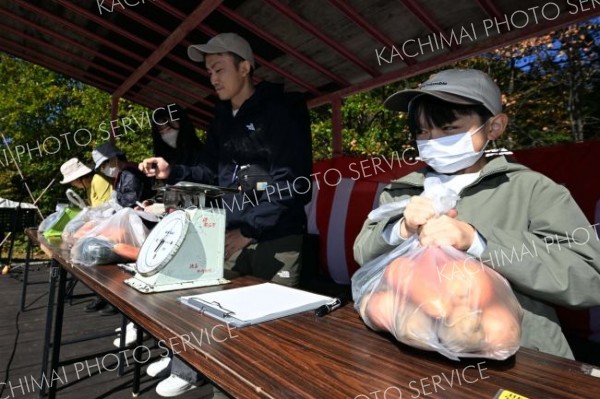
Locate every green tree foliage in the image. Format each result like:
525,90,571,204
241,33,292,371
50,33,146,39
0,54,154,216
311,19,600,159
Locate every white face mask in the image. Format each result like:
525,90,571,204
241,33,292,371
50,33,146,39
416,123,489,174
103,165,118,178
161,128,179,148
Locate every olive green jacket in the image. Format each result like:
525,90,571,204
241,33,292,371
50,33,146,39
353,156,600,359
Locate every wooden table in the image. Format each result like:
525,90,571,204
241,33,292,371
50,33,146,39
36,231,600,399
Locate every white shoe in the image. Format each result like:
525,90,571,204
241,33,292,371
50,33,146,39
156,375,198,397
146,357,171,378
113,322,137,348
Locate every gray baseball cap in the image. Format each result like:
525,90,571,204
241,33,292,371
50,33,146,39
92,142,124,170
188,33,255,68
384,69,503,115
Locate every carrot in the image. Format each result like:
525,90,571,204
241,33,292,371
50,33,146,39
113,243,140,260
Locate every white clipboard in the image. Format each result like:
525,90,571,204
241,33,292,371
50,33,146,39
178,283,335,327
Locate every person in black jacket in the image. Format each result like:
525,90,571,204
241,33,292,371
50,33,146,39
93,142,153,208
151,104,203,166
139,32,312,398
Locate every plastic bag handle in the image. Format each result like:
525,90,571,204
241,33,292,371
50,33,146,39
66,188,86,209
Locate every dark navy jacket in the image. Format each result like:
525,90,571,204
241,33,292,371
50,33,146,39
168,82,312,241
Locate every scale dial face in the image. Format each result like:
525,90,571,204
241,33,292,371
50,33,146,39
136,210,189,277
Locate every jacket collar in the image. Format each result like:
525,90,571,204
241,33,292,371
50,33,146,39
390,155,529,188
215,81,284,118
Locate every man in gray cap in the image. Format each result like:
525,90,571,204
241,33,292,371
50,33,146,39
353,69,600,361
140,33,312,397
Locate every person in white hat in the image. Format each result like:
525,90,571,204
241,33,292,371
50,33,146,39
60,157,114,314
59,157,112,207
140,33,312,398
354,69,600,360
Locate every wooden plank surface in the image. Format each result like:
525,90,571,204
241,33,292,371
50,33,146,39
34,231,600,399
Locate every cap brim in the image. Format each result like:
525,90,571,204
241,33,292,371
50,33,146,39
188,44,229,62
384,90,481,111
94,155,109,170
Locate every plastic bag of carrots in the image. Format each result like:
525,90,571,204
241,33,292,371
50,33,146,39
71,208,149,266
352,178,523,360
62,201,121,245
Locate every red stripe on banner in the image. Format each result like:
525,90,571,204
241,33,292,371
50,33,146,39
344,179,380,281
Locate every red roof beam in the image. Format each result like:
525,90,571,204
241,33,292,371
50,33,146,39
54,0,214,89
14,0,145,63
124,92,210,128
123,80,213,118
0,40,115,98
327,0,415,67
0,22,129,86
399,0,459,51
308,7,600,108
144,75,215,110
102,0,213,80
130,83,214,120
217,5,349,86
264,0,380,77
473,0,505,20
112,0,223,98
0,7,136,74
15,0,214,98
95,1,219,105
197,24,322,95
153,1,322,96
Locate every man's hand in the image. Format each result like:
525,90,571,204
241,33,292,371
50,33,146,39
225,229,254,260
417,213,475,251
399,196,437,239
139,157,171,179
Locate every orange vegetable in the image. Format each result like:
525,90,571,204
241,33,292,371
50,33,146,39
113,243,140,260
364,291,396,331
73,220,97,239
405,250,452,318
438,305,485,352
440,259,495,309
395,302,436,350
382,257,413,294
481,305,521,351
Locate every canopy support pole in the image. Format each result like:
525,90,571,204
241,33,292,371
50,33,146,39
332,97,342,158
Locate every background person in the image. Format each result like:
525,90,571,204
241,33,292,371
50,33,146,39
59,157,112,207
60,156,114,314
142,104,205,377
151,103,203,166
93,142,153,208
353,68,600,359
139,32,312,398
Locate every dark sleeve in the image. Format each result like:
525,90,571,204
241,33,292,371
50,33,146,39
236,99,312,238
116,170,143,208
167,124,218,184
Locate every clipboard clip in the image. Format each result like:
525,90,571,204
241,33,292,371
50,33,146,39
189,298,236,319
209,301,236,318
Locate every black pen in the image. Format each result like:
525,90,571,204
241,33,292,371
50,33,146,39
315,297,346,317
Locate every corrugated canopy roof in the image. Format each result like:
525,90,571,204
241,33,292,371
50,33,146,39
1,0,598,128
